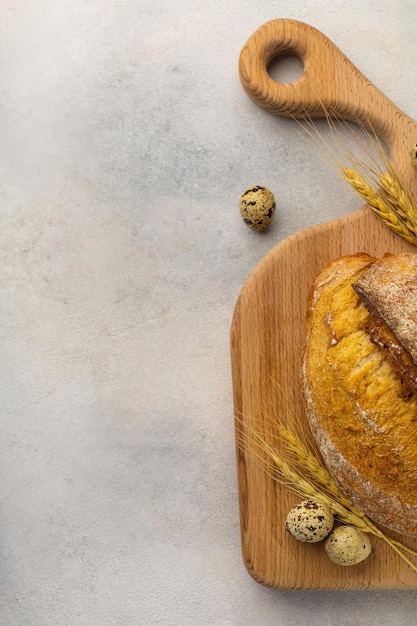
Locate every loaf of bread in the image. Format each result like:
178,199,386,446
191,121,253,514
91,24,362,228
301,252,417,536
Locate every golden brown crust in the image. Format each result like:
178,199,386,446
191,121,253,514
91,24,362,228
302,253,417,537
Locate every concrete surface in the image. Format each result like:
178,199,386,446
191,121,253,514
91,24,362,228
2,1,417,624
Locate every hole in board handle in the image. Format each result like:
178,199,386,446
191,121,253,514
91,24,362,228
268,54,304,84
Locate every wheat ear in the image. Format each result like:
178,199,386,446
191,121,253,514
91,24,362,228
379,171,417,237
341,167,417,245
236,420,369,531
276,424,417,561
236,415,417,572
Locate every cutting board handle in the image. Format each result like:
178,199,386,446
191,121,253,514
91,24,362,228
239,19,414,144
239,18,417,197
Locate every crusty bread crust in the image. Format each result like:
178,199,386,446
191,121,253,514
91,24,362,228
301,253,417,537
353,253,417,394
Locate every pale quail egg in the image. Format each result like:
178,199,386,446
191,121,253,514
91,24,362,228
411,143,417,170
239,186,276,231
324,525,372,566
285,499,334,543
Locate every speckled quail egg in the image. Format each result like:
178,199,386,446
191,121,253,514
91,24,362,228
285,500,334,543
324,526,372,566
411,144,417,170
239,186,276,231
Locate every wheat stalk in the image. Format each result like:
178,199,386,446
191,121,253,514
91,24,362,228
236,413,417,572
236,421,368,531
275,422,417,561
293,105,417,246
379,171,417,236
341,167,417,245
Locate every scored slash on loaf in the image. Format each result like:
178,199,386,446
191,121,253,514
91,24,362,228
352,253,417,394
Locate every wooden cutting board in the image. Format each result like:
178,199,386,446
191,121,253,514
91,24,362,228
231,19,417,590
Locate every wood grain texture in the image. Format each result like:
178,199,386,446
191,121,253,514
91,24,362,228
232,19,417,589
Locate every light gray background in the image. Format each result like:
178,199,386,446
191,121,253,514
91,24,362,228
2,1,417,624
